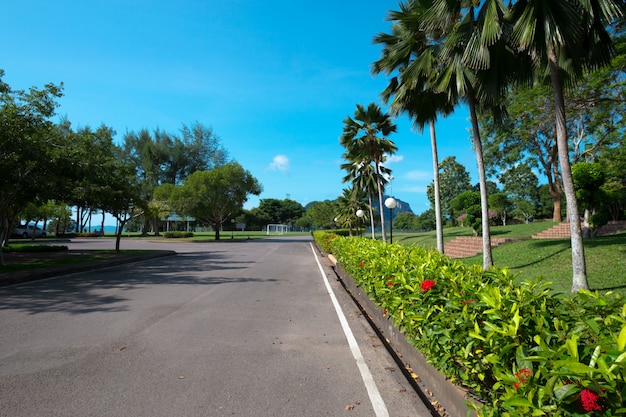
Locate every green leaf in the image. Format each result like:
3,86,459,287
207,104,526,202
617,325,626,351
503,396,533,407
554,361,595,374
554,384,579,402
585,319,600,335
565,335,579,361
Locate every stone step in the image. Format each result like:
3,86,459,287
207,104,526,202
444,236,519,259
532,220,626,239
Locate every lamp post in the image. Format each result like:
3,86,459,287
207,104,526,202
384,197,397,244
231,218,235,239
355,209,365,237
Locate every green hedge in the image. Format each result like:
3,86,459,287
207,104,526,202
318,233,626,416
3,244,68,253
163,231,194,238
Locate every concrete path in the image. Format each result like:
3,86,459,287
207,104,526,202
0,236,432,417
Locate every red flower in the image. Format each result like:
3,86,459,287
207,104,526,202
382,310,387,316
579,389,602,412
387,281,394,287
513,368,532,390
358,261,364,267
514,368,532,383
421,279,436,292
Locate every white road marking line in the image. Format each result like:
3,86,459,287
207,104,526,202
309,243,389,417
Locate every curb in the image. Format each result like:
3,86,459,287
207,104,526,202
326,255,478,417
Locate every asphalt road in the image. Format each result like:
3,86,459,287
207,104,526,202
0,236,432,417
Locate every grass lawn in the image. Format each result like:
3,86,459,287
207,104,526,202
459,232,626,296
393,223,626,297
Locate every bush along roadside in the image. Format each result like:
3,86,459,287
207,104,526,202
314,231,626,416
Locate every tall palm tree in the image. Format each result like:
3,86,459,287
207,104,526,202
373,0,456,254
419,0,522,270
508,0,625,291
340,103,397,242
341,158,390,239
336,186,368,236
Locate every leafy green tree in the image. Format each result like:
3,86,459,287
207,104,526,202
305,200,338,230
426,156,472,223
98,152,144,251
122,123,228,235
572,162,608,236
393,212,418,231
450,190,482,234
0,71,63,260
479,84,563,222
488,193,512,226
172,163,261,240
59,124,122,233
256,198,304,226
415,208,437,231
340,103,397,242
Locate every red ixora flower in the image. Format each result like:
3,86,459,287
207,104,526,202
512,368,532,390
421,279,436,292
579,389,602,412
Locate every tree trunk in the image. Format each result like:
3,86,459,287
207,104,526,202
214,222,221,240
548,51,588,292
583,208,591,238
467,91,493,270
548,163,562,222
153,217,160,237
115,220,127,252
368,194,376,239
429,120,444,254
375,161,387,242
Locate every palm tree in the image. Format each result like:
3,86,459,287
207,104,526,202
340,103,397,242
372,0,456,254
418,0,522,270
341,158,390,239
336,186,368,236
508,0,625,291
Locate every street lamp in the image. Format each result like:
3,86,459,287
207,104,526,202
231,218,235,239
384,197,397,244
355,209,364,237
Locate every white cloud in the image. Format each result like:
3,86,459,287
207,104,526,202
269,154,290,172
383,153,404,165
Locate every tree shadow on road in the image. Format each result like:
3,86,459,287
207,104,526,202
0,251,278,316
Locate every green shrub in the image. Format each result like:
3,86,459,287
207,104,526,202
320,235,626,416
3,244,68,253
312,231,340,253
163,231,194,238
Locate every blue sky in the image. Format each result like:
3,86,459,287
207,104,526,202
2,0,478,216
